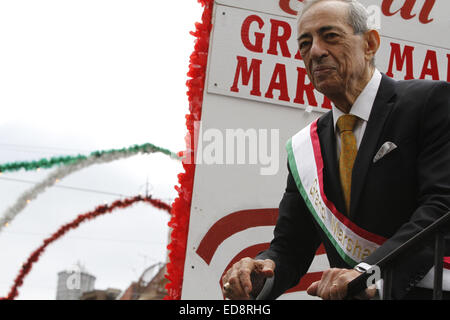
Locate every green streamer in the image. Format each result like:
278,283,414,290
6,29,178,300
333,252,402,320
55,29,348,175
0,142,181,173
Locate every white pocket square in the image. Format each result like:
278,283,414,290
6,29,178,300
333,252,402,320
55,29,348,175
373,142,397,163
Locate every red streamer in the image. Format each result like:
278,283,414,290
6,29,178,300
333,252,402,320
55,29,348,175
1,195,171,300
164,0,213,300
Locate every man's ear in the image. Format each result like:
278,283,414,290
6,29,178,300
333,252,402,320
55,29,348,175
364,29,380,63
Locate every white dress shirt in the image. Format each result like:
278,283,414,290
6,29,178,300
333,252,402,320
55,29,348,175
332,69,382,159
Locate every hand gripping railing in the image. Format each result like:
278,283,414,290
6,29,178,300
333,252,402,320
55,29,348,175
345,211,450,300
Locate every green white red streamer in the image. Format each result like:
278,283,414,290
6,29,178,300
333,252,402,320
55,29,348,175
0,142,180,173
0,195,172,300
0,145,179,232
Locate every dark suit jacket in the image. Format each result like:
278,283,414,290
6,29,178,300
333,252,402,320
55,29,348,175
257,74,450,300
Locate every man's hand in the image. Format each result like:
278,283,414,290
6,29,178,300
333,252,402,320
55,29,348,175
221,258,275,300
307,268,377,300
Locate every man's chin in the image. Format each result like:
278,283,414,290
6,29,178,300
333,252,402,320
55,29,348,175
314,82,341,97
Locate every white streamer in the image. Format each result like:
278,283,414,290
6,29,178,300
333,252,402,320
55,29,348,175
0,150,154,231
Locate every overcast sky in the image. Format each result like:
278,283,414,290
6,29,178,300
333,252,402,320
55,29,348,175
0,0,203,299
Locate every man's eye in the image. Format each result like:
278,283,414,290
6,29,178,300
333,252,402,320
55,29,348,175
324,33,339,40
299,41,311,49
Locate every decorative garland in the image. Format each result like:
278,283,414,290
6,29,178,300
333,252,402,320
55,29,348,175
0,146,178,232
0,195,172,300
0,142,180,173
164,0,213,300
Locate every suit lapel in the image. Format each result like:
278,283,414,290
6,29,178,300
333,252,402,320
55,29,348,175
349,74,397,219
317,112,347,214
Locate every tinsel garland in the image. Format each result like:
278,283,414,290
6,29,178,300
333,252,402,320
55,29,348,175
0,147,173,232
0,142,180,173
164,0,213,300
0,195,171,300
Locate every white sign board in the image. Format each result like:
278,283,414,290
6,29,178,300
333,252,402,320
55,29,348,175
181,0,449,300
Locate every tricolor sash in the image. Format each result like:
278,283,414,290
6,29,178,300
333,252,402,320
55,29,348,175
287,119,386,267
287,119,450,290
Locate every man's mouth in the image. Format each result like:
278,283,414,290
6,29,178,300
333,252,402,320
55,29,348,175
313,66,335,75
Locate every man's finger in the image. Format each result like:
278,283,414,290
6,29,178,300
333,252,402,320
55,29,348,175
222,268,232,287
228,275,248,299
222,258,276,300
329,282,341,300
238,258,260,296
224,259,255,299
255,259,275,278
306,280,320,296
237,267,253,296
223,274,247,299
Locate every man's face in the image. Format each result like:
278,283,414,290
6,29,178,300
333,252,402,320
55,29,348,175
297,1,368,97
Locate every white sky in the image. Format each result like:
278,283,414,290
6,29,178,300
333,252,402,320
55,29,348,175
0,0,203,299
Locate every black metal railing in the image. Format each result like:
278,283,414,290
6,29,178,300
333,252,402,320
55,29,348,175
346,211,450,300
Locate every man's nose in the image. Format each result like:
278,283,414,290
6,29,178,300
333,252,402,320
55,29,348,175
310,38,329,60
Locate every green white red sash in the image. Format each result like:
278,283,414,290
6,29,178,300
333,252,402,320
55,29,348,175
286,119,387,267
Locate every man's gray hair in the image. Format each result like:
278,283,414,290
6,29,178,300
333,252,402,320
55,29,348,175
298,0,370,35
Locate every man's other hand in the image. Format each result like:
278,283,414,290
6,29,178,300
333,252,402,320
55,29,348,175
221,258,275,300
307,268,377,300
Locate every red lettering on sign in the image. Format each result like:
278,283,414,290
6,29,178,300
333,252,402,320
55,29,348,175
280,0,436,24
387,43,415,80
265,63,290,102
229,55,338,110
279,0,304,15
385,42,449,81
241,15,265,53
230,56,262,96
418,0,436,24
382,0,416,20
420,50,439,80
267,19,292,58
294,67,317,106
381,0,436,24
239,14,305,60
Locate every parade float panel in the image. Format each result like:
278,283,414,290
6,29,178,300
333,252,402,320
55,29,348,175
180,0,449,300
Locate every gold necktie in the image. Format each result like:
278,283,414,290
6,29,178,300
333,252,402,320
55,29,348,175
337,114,358,215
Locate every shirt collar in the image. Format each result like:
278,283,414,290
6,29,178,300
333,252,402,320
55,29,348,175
332,69,382,130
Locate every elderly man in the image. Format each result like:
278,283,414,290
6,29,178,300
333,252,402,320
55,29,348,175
222,0,449,300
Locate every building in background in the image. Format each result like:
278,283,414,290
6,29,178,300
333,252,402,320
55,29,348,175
56,263,96,300
55,261,167,300
119,262,167,300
